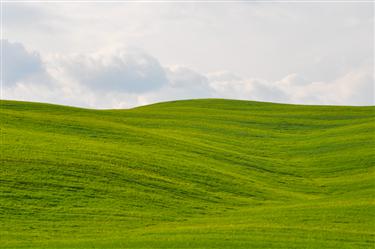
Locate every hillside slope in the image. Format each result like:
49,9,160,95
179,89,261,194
1,99,374,249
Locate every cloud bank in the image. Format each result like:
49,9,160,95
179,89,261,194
2,39,374,109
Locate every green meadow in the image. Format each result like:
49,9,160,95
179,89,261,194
0,98,374,249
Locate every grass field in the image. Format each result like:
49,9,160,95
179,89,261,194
0,98,374,249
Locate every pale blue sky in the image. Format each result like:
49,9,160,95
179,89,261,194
2,2,374,108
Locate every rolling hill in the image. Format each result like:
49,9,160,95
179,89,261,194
0,99,374,249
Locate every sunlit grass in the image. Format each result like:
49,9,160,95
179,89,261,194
1,99,374,248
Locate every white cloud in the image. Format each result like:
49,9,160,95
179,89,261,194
284,63,374,106
208,72,287,103
5,3,373,81
47,47,168,94
207,65,374,106
3,3,373,107
2,40,373,108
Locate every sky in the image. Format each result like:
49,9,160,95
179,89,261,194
2,1,374,108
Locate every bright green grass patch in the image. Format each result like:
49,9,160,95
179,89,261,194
0,99,374,248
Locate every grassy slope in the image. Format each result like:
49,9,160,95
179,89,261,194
0,99,374,249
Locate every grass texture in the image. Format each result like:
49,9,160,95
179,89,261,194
0,98,374,248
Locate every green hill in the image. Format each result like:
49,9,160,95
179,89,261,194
1,99,374,249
